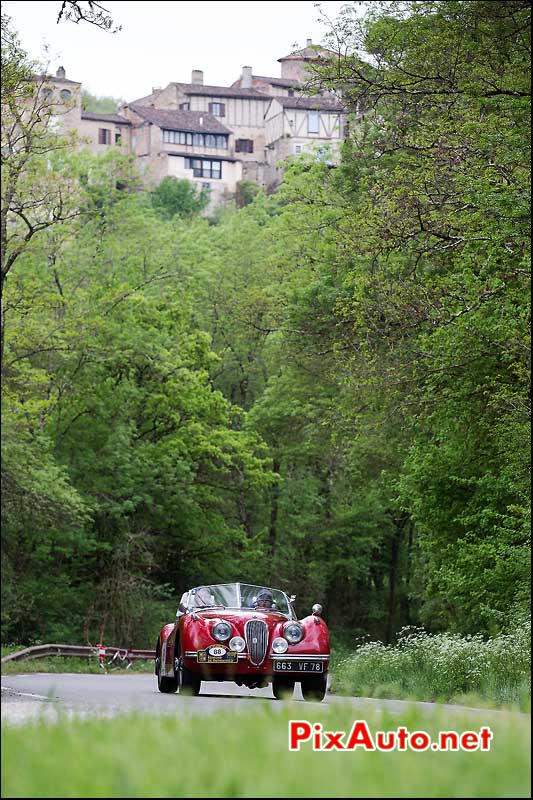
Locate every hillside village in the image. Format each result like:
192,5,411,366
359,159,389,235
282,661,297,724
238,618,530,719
42,40,348,206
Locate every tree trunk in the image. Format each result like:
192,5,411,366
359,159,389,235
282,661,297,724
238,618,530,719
268,456,280,558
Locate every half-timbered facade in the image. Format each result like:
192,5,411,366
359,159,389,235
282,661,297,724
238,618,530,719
264,95,344,186
126,72,270,185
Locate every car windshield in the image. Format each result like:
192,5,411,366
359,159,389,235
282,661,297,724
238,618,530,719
188,583,292,616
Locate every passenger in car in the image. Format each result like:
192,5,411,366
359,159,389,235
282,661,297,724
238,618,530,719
194,586,216,607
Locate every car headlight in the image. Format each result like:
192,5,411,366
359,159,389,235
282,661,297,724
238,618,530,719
212,621,232,642
284,623,304,644
272,637,288,654
229,636,245,653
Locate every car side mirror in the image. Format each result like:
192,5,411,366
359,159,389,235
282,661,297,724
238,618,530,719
312,603,323,617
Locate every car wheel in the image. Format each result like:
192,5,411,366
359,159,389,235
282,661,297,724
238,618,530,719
177,654,201,696
272,676,295,700
156,653,178,694
301,672,327,702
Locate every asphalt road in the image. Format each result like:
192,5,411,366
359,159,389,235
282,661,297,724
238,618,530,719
1,672,512,726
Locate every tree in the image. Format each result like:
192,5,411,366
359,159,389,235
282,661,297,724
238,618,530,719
308,0,531,631
151,177,210,220
1,16,81,363
81,90,124,114
56,2,121,33
1,164,271,644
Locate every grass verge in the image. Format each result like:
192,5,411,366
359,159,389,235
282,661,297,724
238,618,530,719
1,646,153,675
1,703,530,798
331,621,531,712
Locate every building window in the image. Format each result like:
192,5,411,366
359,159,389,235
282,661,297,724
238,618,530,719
162,129,227,149
208,102,225,117
288,89,295,97
307,111,320,134
235,138,254,153
184,157,222,179
60,89,72,100
179,102,190,110
294,144,303,154
42,88,53,99
115,132,122,144
98,128,111,145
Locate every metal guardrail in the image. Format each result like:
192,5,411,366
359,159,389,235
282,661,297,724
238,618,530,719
1,644,156,663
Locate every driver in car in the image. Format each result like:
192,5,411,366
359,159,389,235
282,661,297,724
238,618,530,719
194,586,215,607
254,589,274,609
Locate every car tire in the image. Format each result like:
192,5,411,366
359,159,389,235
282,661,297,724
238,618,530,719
156,653,178,694
272,676,295,700
177,650,201,696
301,672,327,702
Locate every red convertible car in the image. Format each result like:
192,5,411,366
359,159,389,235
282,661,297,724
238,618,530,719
155,582,330,701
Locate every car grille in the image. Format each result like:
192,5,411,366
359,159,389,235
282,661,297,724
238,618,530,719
244,620,269,666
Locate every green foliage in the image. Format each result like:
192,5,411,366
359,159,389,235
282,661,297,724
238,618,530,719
0,654,152,675
1,4,530,651
151,176,210,220
235,179,260,208
1,14,32,104
1,151,270,645
333,618,531,710
81,90,124,114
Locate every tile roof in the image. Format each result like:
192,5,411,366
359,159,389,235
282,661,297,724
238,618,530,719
128,105,232,134
174,82,269,99
251,75,302,89
81,111,131,124
128,92,160,106
33,73,81,86
271,95,344,112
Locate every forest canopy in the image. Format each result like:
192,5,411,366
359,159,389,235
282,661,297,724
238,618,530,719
1,2,530,647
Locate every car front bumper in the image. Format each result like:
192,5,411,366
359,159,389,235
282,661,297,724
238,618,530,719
183,651,330,675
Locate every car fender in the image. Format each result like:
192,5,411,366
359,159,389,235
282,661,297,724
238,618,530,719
158,622,178,676
289,615,330,656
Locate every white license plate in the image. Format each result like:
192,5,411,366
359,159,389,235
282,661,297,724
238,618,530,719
273,660,323,673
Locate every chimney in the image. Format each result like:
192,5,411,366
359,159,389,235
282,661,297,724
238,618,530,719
241,66,253,89
56,66,66,79
306,38,312,47
191,69,204,85
152,86,162,94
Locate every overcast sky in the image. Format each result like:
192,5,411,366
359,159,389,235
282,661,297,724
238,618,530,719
3,1,356,100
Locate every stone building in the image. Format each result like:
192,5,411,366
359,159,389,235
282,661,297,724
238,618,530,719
33,68,131,152
123,104,241,207
122,74,269,187
42,39,347,204
78,110,131,153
